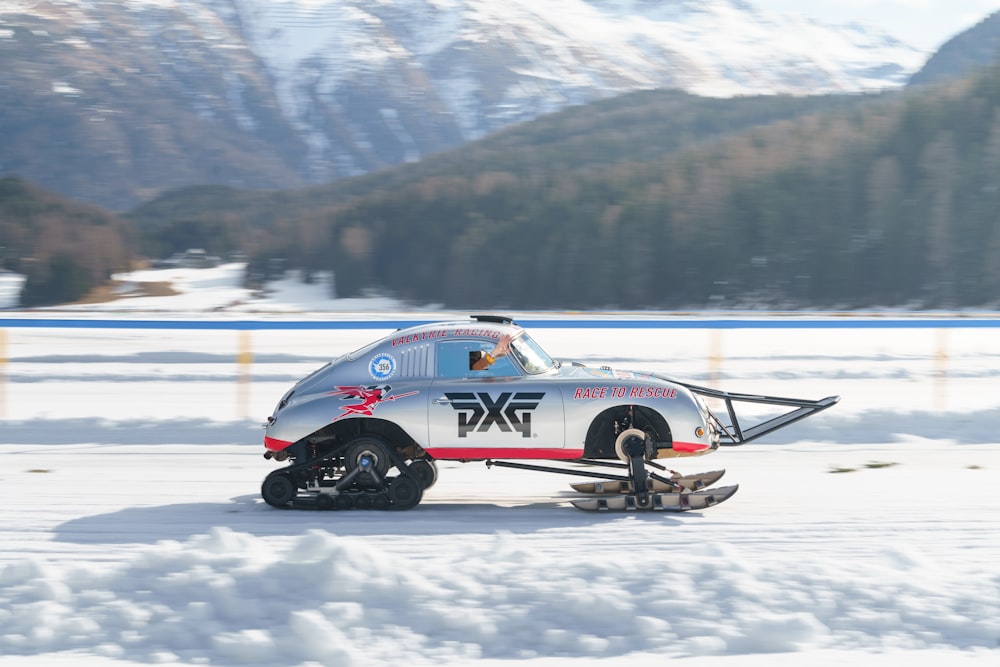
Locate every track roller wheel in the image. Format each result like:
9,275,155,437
345,435,393,486
354,493,373,510
334,493,354,511
315,494,334,511
409,459,438,490
261,472,296,507
388,476,423,510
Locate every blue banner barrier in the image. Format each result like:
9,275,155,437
2,317,1000,330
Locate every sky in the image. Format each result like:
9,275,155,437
752,0,999,51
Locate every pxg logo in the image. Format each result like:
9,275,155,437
445,391,544,438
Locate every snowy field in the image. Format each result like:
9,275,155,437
1,265,999,666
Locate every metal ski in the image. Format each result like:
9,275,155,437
571,484,739,512
570,469,726,494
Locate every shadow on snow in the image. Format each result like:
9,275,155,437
53,493,690,544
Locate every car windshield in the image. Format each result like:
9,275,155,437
509,333,555,374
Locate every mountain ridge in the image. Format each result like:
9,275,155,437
1,0,927,210
908,10,1000,85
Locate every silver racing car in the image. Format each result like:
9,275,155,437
261,315,838,512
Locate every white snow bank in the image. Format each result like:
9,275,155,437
0,418,261,445
46,263,410,312
0,271,25,309
1,527,996,666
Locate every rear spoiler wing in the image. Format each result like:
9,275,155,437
655,375,840,445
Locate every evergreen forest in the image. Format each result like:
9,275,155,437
132,63,1000,310
7,60,1000,309
0,178,134,307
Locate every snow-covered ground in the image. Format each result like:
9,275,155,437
23,263,406,313
0,270,25,310
1,266,999,666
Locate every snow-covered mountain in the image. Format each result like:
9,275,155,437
0,0,927,208
234,0,924,170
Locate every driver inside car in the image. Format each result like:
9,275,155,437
469,334,512,370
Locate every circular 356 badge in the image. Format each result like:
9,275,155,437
369,353,396,380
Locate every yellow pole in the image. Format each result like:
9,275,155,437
934,327,948,411
237,330,253,420
709,328,722,388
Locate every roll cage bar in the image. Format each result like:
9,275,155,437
655,374,840,445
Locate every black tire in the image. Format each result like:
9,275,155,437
315,494,334,511
334,493,354,511
409,459,438,490
261,473,296,507
354,493,373,510
388,476,423,510
344,435,393,486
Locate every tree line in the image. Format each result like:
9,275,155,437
229,63,1000,309
0,178,134,306
7,61,1000,309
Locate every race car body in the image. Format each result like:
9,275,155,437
260,315,838,512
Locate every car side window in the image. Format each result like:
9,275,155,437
436,340,518,378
